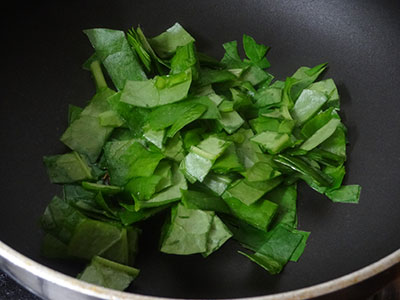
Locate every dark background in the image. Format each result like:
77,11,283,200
0,0,399,299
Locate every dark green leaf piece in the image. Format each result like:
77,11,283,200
239,224,303,274
181,189,230,214
104,139,164,186
43,152,93,184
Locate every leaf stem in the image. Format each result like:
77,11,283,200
90,60,107,90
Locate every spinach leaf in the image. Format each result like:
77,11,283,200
61,87,116,163
223,177,282,206
149,23,195,58
170,41,199,79
121,69,192,108
242,34,270,69
181,189,231,214
67,219,122,260
84,28,146,90
222,195,278,231
160,204,213,255
104,139,164,186
203,215,233,257
43,152,93,184
239,224,303,274
326,185,361,203
134,163,187,210
79,256,139,291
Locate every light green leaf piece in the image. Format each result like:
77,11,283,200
170,41,199,79
319,126,347,159
286,63,327,103
218,111,245,134
300,107,339,139
251,131,291,154
149,23,195,58
203,215,232,257
121,69,192,108
300,118,340,151
143,124,165,149
61,88,116,163
181,136,231,182
245,161,281,182
98,110,125,128
241,65,270,86
134,163,187,210
84,28,146,90
212,145,244,174
202,173,233,196
195,85,224,106
193,136,232,161
78,256,139,291
325,185,361,203
291,89,327,125
222,195,278,231
180,152,213,183
242,34,270,69
234,129,263,169
154,160,173,192
309,78,340,109
289,230,310,262
160,204,213,255
255,87,283,108
224,177,282,206
104,139,164,186
220,41,246,69
166,104,207,138
162,133,185,162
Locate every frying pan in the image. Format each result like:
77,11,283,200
1,0,399,299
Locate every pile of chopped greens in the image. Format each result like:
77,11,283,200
41,23,361,291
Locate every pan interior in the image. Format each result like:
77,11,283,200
1,0,400,298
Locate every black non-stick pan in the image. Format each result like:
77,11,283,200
1,1,399,299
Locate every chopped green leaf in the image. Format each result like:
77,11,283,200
43,152,93,184
326,185,361,203
84,28,146,90
79,256,139,291
149,23,195,58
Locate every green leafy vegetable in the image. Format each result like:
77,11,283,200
326,185,361,203
60,87,116,163
43,152,93,184
41,23,361,291
84,28,146,90
79,256,139,291
160,204,231,256
121,69,192,108
148,23,195,58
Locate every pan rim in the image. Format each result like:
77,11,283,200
0,240,399,299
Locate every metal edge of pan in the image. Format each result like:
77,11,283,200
0,241,399,300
